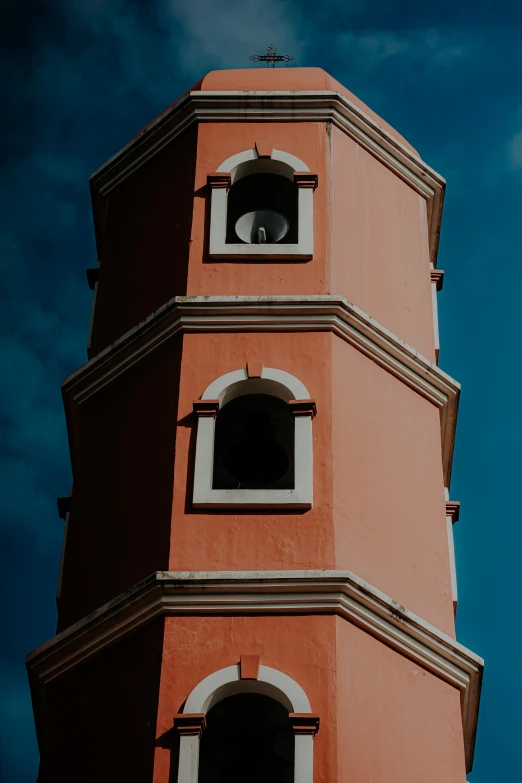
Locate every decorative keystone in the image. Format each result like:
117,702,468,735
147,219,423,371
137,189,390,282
294,172,318,190
255,141,273,158
193,399,220,418
247,361,263,378
174,714,207,737
431,269,444,291
240,655,260,680
289,399,317,417
446,500,460,523
289,713,320,735
207,173,231,190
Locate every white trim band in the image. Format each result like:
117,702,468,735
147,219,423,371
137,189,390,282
27,569,482,771
89,90,445,264
62,295,459,486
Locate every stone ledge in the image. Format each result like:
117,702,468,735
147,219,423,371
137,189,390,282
62,295,459,487
89,90,445,265
27,568,482,772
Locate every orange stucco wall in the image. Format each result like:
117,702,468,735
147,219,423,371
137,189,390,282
185,120,331,297
59,328,453,633
198,67,419,157
184,118,435,359
154,615,338,783
331,337,454,635
90,124,198,355
36,614,466,783
329,125,435,359
38,620,165,783
40,68,467,783
152,614,465,783
335,618,467,782
59,341,181,628
169,331,336,572
166,329,453,632
91,73,435,359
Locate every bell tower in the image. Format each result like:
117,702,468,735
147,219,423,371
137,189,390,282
28,67,483,783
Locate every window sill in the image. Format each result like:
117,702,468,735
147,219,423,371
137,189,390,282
192,487,312,509
208,243,312,261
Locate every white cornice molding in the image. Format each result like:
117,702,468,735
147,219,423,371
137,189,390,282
62,295,459,486
27,569,482,772
89,90,445,264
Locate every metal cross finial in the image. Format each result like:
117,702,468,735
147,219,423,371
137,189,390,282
250,44,294,68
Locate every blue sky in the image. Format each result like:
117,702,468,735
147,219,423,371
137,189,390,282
1,0,521,780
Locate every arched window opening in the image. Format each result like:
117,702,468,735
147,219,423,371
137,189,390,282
213,394,294,490
225,174,298,245
208,148,316,259
193,367,314,508
198,693,294,783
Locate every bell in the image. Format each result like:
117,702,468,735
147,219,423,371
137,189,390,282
235,209,289,244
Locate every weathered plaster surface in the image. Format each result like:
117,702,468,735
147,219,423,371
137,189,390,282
336,618,468,782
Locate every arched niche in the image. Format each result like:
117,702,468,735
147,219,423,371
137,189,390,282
174,663,318,783
192,367,316,508
207,147,317,260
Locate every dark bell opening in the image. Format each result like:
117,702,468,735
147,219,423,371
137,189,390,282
226,173,298,244
198,693,294,783
212,394,295,490
223,411,290,484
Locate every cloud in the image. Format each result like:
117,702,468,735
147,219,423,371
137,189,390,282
55,0,307,109
508,128,522,170
335,27,474,74
0,147,89,549
500,103,522,174
164,0,307,74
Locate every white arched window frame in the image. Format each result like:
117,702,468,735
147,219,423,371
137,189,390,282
192,366,315,508
207,147,318,260
174,662,319,783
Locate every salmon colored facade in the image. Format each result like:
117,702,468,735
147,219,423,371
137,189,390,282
27,68,483,783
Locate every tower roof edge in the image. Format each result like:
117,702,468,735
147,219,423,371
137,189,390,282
197,67,418,157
